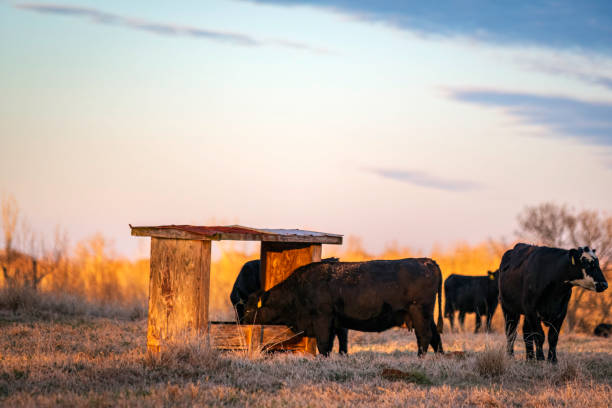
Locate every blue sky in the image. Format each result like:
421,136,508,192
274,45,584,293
250,1,612,52
1,1,611,257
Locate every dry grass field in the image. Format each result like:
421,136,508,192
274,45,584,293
0,211,610,407
1,307,610,408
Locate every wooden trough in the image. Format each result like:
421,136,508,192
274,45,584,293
209,322,316,353
130,225,342,355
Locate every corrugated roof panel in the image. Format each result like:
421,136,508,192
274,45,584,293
130,224,343,244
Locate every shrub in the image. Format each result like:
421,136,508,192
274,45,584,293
380,368,433,385
0,285,145,319
475,347,507,377
553,358,584,384
145,335,227,375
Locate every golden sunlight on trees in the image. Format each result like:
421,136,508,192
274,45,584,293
1,195,610,333
1,195,19,285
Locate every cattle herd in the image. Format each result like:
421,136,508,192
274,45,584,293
230,243,609,362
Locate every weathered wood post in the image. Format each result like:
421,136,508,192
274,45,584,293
147,238,211,352
260,242,321,354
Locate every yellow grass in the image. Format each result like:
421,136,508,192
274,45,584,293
0,312,610,407
3,233,608,331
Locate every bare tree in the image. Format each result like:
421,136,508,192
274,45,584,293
46,225,70,292
51,225,69,265
516,203,612,331
486,237,509,262
1,197,60,291
517,203,575,247
1,195,19,286
23,223,48,291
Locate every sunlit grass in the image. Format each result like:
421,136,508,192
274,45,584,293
0,313,610,407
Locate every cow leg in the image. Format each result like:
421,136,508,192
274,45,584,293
547,318,564,364
503,308,520,357
458,311,466,332
335,327,348,355
326,329,337,356
532,319,545,361
524,316,545,361
429,320,444,354
444,302,455,333
312,318,334,356
485,311,493,333
522,318,535,360
474,312,482,334
409,305,432,356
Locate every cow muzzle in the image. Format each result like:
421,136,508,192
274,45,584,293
596,281,608,293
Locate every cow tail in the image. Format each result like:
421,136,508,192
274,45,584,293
437,272,444,334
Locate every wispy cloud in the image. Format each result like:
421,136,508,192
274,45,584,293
16,3,332,53
449,89,612,146
518,55,612,91
246,0,612,54
550,70,612,92
367,168,483,192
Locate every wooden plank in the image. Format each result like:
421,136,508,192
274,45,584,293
209,322,252,350
131,226,343,245
147,238,211,352
209,323,313,353
260,242,321,355
259,326,313,353
260,242,322,290
133,227,217,241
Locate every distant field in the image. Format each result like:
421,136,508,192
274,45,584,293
1,313,610,407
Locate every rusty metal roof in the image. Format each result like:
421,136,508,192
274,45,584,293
130,224,343,244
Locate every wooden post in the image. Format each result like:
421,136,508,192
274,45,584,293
260,242,321,290
147,238,211,352
260,242,321,354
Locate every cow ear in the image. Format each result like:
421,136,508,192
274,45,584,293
259,291,270,307
569,249,580,266
488,271,495,280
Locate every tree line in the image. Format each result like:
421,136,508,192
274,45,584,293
1,195,610,332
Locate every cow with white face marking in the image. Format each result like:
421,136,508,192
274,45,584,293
499,243,608,363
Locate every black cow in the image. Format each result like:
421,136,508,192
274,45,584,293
594,323,612,338
230,260,261,324
230,257,348,354
499,243,608,363
444,271,499,333
243,258,444,356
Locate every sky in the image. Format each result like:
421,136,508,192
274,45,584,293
1,0,611,258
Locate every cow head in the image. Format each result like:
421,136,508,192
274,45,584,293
487,270,499,294
568,247,608,292
242,288,294,325
242,290,266,324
